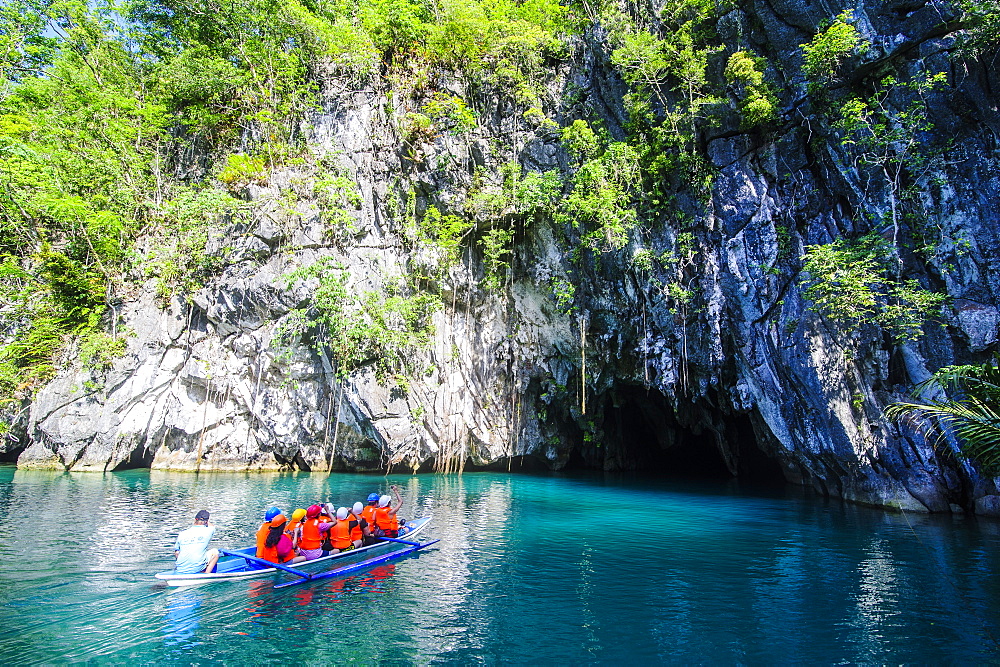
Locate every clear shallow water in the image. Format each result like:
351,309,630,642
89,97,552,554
0,466,998,664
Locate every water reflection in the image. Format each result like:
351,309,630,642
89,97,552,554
1,467,999,663
404,474,492,659
848,537,899,660
164,588,202,649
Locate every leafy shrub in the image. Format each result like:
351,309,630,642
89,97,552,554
801,11,868,81
955,0,1000,56
522,107,559,130
551,277,576,313
314,168,363,240
724,51,778,128
557,141,640,253
419,205,473,265
609,0,721,201
480,226,515,291
560,119,601,162
146,187,249,298
423,93,477,134
79,330,128,371
284,258,442,378
218,154,267,188
632,248,655,273
800,234,948,342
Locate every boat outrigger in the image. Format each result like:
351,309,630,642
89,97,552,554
155,516,436,587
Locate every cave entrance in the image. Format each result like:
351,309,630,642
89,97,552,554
0,433,25,464
111,445,155,471
569,385,785,484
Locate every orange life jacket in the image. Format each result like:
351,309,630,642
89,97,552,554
349,515,363,542
299,517,326,550
255,522,270,553
257,534,294,563
361,505,377,530
285,519,302,540
330,518,353,549
374,506,397,531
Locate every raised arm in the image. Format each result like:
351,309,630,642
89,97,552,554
388,484,403,515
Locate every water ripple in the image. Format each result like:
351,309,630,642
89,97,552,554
1,467,999,663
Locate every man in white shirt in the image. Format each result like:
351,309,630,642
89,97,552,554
173,510,220,574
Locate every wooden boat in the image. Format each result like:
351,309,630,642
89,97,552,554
155,516,432,587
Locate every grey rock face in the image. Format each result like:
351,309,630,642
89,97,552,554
16,1,1000,514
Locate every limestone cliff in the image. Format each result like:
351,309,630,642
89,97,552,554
8,0,1000,514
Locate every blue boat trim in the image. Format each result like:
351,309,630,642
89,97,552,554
218,549,312,578
272,538,441,589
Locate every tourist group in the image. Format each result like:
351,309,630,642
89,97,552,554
172,484,408,575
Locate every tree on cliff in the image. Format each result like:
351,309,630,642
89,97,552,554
887,358,1000,476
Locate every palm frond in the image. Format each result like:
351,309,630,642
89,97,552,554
912,354,1000,403
885,394,1000,476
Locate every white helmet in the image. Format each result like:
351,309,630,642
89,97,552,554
378,495,391,507
352,502,364,515
336,507,349,520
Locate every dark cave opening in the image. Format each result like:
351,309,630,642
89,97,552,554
0,432,25,464
111,445,155,471
566,386,786,485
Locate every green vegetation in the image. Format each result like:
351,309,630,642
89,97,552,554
418,205,474,267
0,0,573,401
800,234,948,343
834,72,948,257
283,258,441,379
313,166,363,241
144,187,250,299
801,11,868,83
422,93,477,134
797,13,952,347
218,155,268,189
551,277,576,313
886,357,1000,475
724,51,778,128
467,163,560,290
79,329,129,372
610,0,722,199
480,227,516,291
556,127,640,253
0,1,167,402
955,0,1000,56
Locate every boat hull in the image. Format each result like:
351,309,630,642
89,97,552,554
155,516,431,586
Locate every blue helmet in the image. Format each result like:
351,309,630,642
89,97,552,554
367,493,380,503
265,506,282,521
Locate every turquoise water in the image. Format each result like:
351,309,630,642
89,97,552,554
0,466,998,663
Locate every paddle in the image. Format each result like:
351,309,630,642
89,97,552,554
219,549,312,579
272,539,440,589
